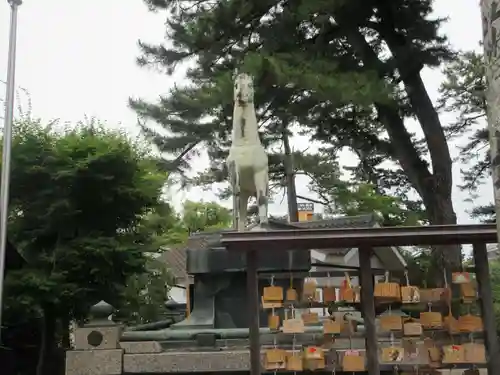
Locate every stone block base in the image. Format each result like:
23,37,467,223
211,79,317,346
66,349,123,375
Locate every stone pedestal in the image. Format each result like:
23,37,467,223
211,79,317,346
66,301,123,375
171,230,311,330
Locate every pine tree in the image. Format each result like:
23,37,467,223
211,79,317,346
133,0,460,274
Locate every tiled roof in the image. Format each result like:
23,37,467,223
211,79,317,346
158,245,189,284
158,214,382,282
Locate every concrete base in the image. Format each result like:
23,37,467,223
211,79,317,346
123,351,252,373
65,341,489,374
120,341,162,354
66,349,123,375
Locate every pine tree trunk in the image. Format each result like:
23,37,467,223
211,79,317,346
61,316,71,349
35,311,46,375
426,196,461,287
36,306,58,375
482,0,500,243
281,125,299,222
343,29,462,275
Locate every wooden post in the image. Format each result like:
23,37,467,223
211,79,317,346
185,280,191,317
247,249,260,375
472,242,500,375
358,246,380,375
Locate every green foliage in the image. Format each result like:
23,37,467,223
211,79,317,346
2,119,168,358
470,203,496,223
438,51,486,138
488,259,500,328
329,183,423,226
117,257,172,324
401,248,433,287
115,199,231,325
137,203,187,248
438,51,493,222
438,51,489,191
293,149,426,226
182,200,232,233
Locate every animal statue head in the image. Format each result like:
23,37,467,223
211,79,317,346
233,72,254,106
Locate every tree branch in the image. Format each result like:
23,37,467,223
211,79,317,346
296,195,329,205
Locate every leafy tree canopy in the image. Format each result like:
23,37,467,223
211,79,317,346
181,200,232,233
117,199,232,324
488,259,500,328
290,148,426,226
2,118,169,375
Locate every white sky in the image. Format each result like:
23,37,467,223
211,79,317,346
0,0,491,223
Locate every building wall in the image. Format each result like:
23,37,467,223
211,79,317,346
170,286,187,303
295,249,386,318
487,244,500,261
312,251,385,287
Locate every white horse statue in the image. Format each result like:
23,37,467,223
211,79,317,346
226,72,269,231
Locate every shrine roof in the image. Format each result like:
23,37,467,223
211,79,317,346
159,214,381,284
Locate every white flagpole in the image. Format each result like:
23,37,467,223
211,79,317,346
0,0,22,337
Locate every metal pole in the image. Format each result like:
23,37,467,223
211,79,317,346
0,0,22,336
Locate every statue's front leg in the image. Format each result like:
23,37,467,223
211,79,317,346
227,160,239,195
238,192,249,231
254,169,269,225
227,160,241,230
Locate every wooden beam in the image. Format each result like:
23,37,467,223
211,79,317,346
221,223,497,249
472,242,500,375
257,270,388,278
247,249,260,375
358,245,380,375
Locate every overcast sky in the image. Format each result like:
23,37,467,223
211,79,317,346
0,0,491,222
